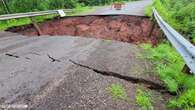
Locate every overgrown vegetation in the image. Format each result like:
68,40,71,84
145,0,195,41
144,1,195,109
0,15,57,30
141,43,195,110
136,87,153,110
0,0,131,14
107,83,129,101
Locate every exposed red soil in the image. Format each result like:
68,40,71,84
8,15,161,44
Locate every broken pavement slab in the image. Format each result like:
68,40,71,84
0,35,167,109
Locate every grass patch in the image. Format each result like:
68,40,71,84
0,14,57,30
169,89,195,110
71,6,96,15
141,43,195,109
141,43,185,93
136,87,153,110
144,4,153,17
0,18,31,30
107,83,128,101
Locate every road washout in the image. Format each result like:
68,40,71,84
7,15,161,45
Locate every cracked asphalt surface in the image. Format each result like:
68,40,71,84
0,33,165,109
0,1,168,110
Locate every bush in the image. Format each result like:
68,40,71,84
141,43,195,109
153,0,195,39
9,0,49,13
169,89,195,109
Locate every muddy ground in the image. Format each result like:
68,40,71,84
7,15,161,45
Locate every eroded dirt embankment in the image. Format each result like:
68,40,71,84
7,15,160,44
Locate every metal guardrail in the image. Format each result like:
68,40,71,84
0,9,73,20
153,8,195,74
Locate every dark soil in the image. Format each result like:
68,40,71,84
7,15,161,45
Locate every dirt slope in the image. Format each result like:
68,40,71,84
8,15,160,45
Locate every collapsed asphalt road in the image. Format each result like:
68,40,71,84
0,0,169,109
0,32,167,109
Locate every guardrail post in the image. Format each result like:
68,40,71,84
182,65,192,75
182,37,195,75
30,17,42,36
148,13,157,38
148,13,161,46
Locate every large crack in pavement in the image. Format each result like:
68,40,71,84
0,35,169,109
47,54,61,62
5,53,20,58
69,59,176,96
5,53,61,62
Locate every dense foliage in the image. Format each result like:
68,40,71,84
145,1,195,109
153,0,195,40
142,43,195,110
0,0,130,14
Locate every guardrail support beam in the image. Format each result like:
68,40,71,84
30,17,42,36
148,14,157,38
182,64,192,75
182,39,195,75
